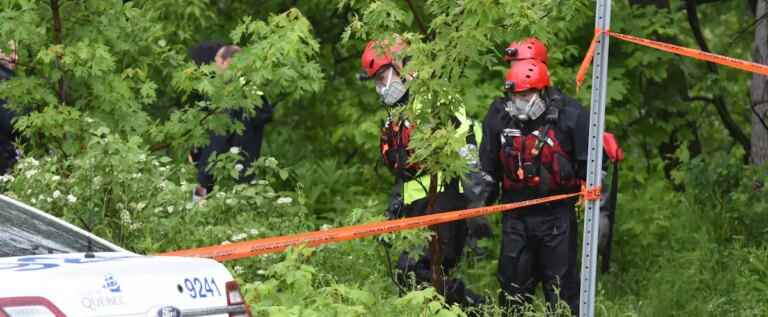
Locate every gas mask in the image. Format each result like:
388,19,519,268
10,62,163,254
375,67,408,106
505,90,546,121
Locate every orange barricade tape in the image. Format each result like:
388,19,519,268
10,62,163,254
159,191,582,261
576,28,603,91
581,184,602,201
608,32,768,77
576,31,768,89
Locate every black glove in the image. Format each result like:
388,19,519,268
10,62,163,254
463,171,498,206
387,192,404,220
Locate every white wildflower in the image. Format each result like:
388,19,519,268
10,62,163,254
276,197,293,205
46,197,52,203
51,175,60,182
0,175,14,182
120,210,132,225
320,224,332,231
234,265,244,274
52,190,61,199
221,240,231,245
166,206,175,214
231,233,247,241
248,228,260,235
234,164,244,172
66,194,77,204
229,147,240,154
24,169,38,178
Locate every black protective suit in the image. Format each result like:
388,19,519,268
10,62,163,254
393,181,476,305
186,41,274,192
380,96,489,308
479,87,588,315
196,98,273,192
0,66,19,175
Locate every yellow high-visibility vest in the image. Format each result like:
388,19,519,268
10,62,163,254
403,107,483,203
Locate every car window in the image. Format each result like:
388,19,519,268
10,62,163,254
0,198,115,257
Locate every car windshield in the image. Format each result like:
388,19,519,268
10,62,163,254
0,198,115,257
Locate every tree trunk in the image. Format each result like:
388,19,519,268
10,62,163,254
752,0,768,165
51,0,66,104
425,174,444,294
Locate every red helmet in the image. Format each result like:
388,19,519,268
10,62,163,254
504,59,550,92
360,37,407,78
504,37,548,64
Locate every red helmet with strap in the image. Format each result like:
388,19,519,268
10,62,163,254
360,37,407,78
504,59,550,93
504,37,548,64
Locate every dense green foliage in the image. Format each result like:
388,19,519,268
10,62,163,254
1,0,766,316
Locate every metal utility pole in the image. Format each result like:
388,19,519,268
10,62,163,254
580,0,612,316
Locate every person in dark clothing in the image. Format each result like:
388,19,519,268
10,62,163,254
194,45,274,198
502,37,582,313
360,36,490,308
501,37,625,293
188,41,224,66
186,41,224,166
0,41,19,175
474,59,589,315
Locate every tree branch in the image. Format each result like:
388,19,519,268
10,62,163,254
50,0,65,104
751,101,768,132
683,95,715,103
725,10,768,47
425,174,444,294
404,0,429,37
685,0,751,154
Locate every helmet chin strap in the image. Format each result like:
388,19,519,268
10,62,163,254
384,67,394,89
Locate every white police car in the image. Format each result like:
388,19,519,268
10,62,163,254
0,195,251,317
